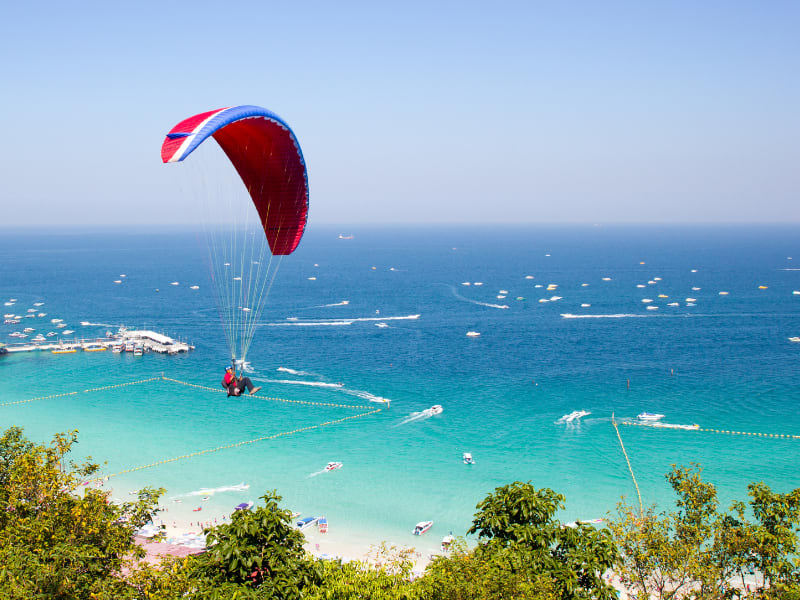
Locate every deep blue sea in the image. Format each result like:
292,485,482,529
1,225,799,554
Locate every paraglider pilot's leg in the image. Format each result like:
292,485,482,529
237,376,261,395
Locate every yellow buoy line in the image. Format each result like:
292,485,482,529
0,373,387,480
621,419,800,440
101,406,383,480
0,377,162,407
161,376,380,410
612,413,643,517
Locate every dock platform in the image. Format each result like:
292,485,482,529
2,329,194,355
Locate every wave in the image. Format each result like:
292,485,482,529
317,301,350,307
80,322,120,328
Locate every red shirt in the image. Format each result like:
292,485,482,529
224,371,235,385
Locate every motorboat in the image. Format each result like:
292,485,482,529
124,341,135,352
296,516,321,530
234,502,254,511
325,461,343,471
133,344,144,356
429,405,443,415
111,342,124,353
466,331,481,337
559,410,590,423
463,452,475,465
52,347,77,354
56,323,67,328
317,517,328,533
47,332,57,337
84,344,107,352
413,521,433,535
637,412,665,421
62,330,74,335
441,533,455,552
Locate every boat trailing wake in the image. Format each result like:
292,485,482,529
394,407,441,426
172,482,250,499
447,285,509,309
264,314,420,327
561,313,658,319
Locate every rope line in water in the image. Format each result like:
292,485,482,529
103,407,383,479
160,376,380,410
621,420,800,439
612,413,644,517
0,377,162,407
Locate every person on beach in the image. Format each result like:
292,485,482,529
222,365,261,396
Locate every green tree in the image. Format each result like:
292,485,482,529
191,490,322,599
0,426,163,599
463,481,618,599
610,464,800,599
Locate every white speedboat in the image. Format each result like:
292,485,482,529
466,331,481,337
638,412,665,421
463,452,475,465
413,521,433,535
325,461,343,471
559,410,590,423
62,330,74,335
429,405,443,415
295,516,321,530
441,533,455,552
317,517,328,533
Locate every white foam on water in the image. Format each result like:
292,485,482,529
561,313,657,319
173,483,250,499
261,379,343,389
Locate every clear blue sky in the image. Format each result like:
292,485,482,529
1,1,798,225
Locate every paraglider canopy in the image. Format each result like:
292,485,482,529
161,105,309,367
161,105,309,255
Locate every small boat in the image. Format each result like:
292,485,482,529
52,348,77,354
51,318,62,323
62,330,74,335
47,332,57,337
56,323,67,328
325,461,343,471
413,521,433,535
789,337,800,343
190,285,199,290
37,313,46,317
559,410,590,423
23,327,34,333
234,502,253,511
441,533,455,552
463,452,475,465
466,331,481,337
429,405,443,415
133,345,144,356
192,507,202,512
111,342,124,353
637,412,665,421
124,341,135,352
33,302,44,307
296,516,321,530
84,345,107,352
318,517,328,533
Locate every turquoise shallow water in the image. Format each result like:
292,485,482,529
1,224,799,550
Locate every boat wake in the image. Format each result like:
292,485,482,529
172,482,250,499
263,315,419,327
447,285,509,309
277,366,319,377
260,379,343,389
561,313,658,319
394,406,442,427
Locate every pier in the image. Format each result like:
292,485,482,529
2,329,194,355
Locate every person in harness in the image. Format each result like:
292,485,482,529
222,365,261,397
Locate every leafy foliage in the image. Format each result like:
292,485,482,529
0,426,163,599
610,464,800,599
